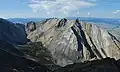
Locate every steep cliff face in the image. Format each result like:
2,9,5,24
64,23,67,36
27,18,120,66
0,18,27,44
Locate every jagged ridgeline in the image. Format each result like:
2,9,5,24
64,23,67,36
0,18,120,72
27,18,120,66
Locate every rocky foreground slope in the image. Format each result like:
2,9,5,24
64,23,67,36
1,39,120,72
27,18,120,67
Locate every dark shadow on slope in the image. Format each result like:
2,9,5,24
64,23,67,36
57,18,67,28
0,18,28,45
17,42,61,71
88,36,103,58
17,42,54,65
53,57,120,72
71,19,96,59
108,32,120,43
71,26,83,52
0,40,24,56
0,40,51,72
108,32,120,50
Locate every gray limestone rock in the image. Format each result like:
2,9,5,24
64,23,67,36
27,18,120,67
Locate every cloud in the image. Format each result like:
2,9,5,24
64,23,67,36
28,0,96,17
87,0,97,2
113,10,120,14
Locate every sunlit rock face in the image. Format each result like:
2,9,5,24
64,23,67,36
27,18,120,66
0,18,27,45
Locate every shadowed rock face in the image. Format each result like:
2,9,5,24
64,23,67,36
0,40,51,72
26,21,36,33
57,18,67,28
1,39,120,72
0,40,24,56
16,41,61,71
17,42,54,65
27,18,120,67
0,18,27,45
54,58,120,72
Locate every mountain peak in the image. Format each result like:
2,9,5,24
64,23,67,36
27,18,120,66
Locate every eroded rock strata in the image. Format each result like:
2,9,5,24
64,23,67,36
27,18,120,66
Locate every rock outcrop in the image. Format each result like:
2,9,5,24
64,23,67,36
27,18,120,66
0,18,27,45
26,21,36,33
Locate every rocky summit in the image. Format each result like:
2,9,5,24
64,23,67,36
27,18,120,67
0,18,120,72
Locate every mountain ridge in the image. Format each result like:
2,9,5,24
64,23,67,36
0,18,120,72
27,18,120,66
0,18,27,44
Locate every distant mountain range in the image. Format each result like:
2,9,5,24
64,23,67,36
7,17,120,25
7,18,45,24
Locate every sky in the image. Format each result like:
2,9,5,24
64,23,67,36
0,0,120,18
